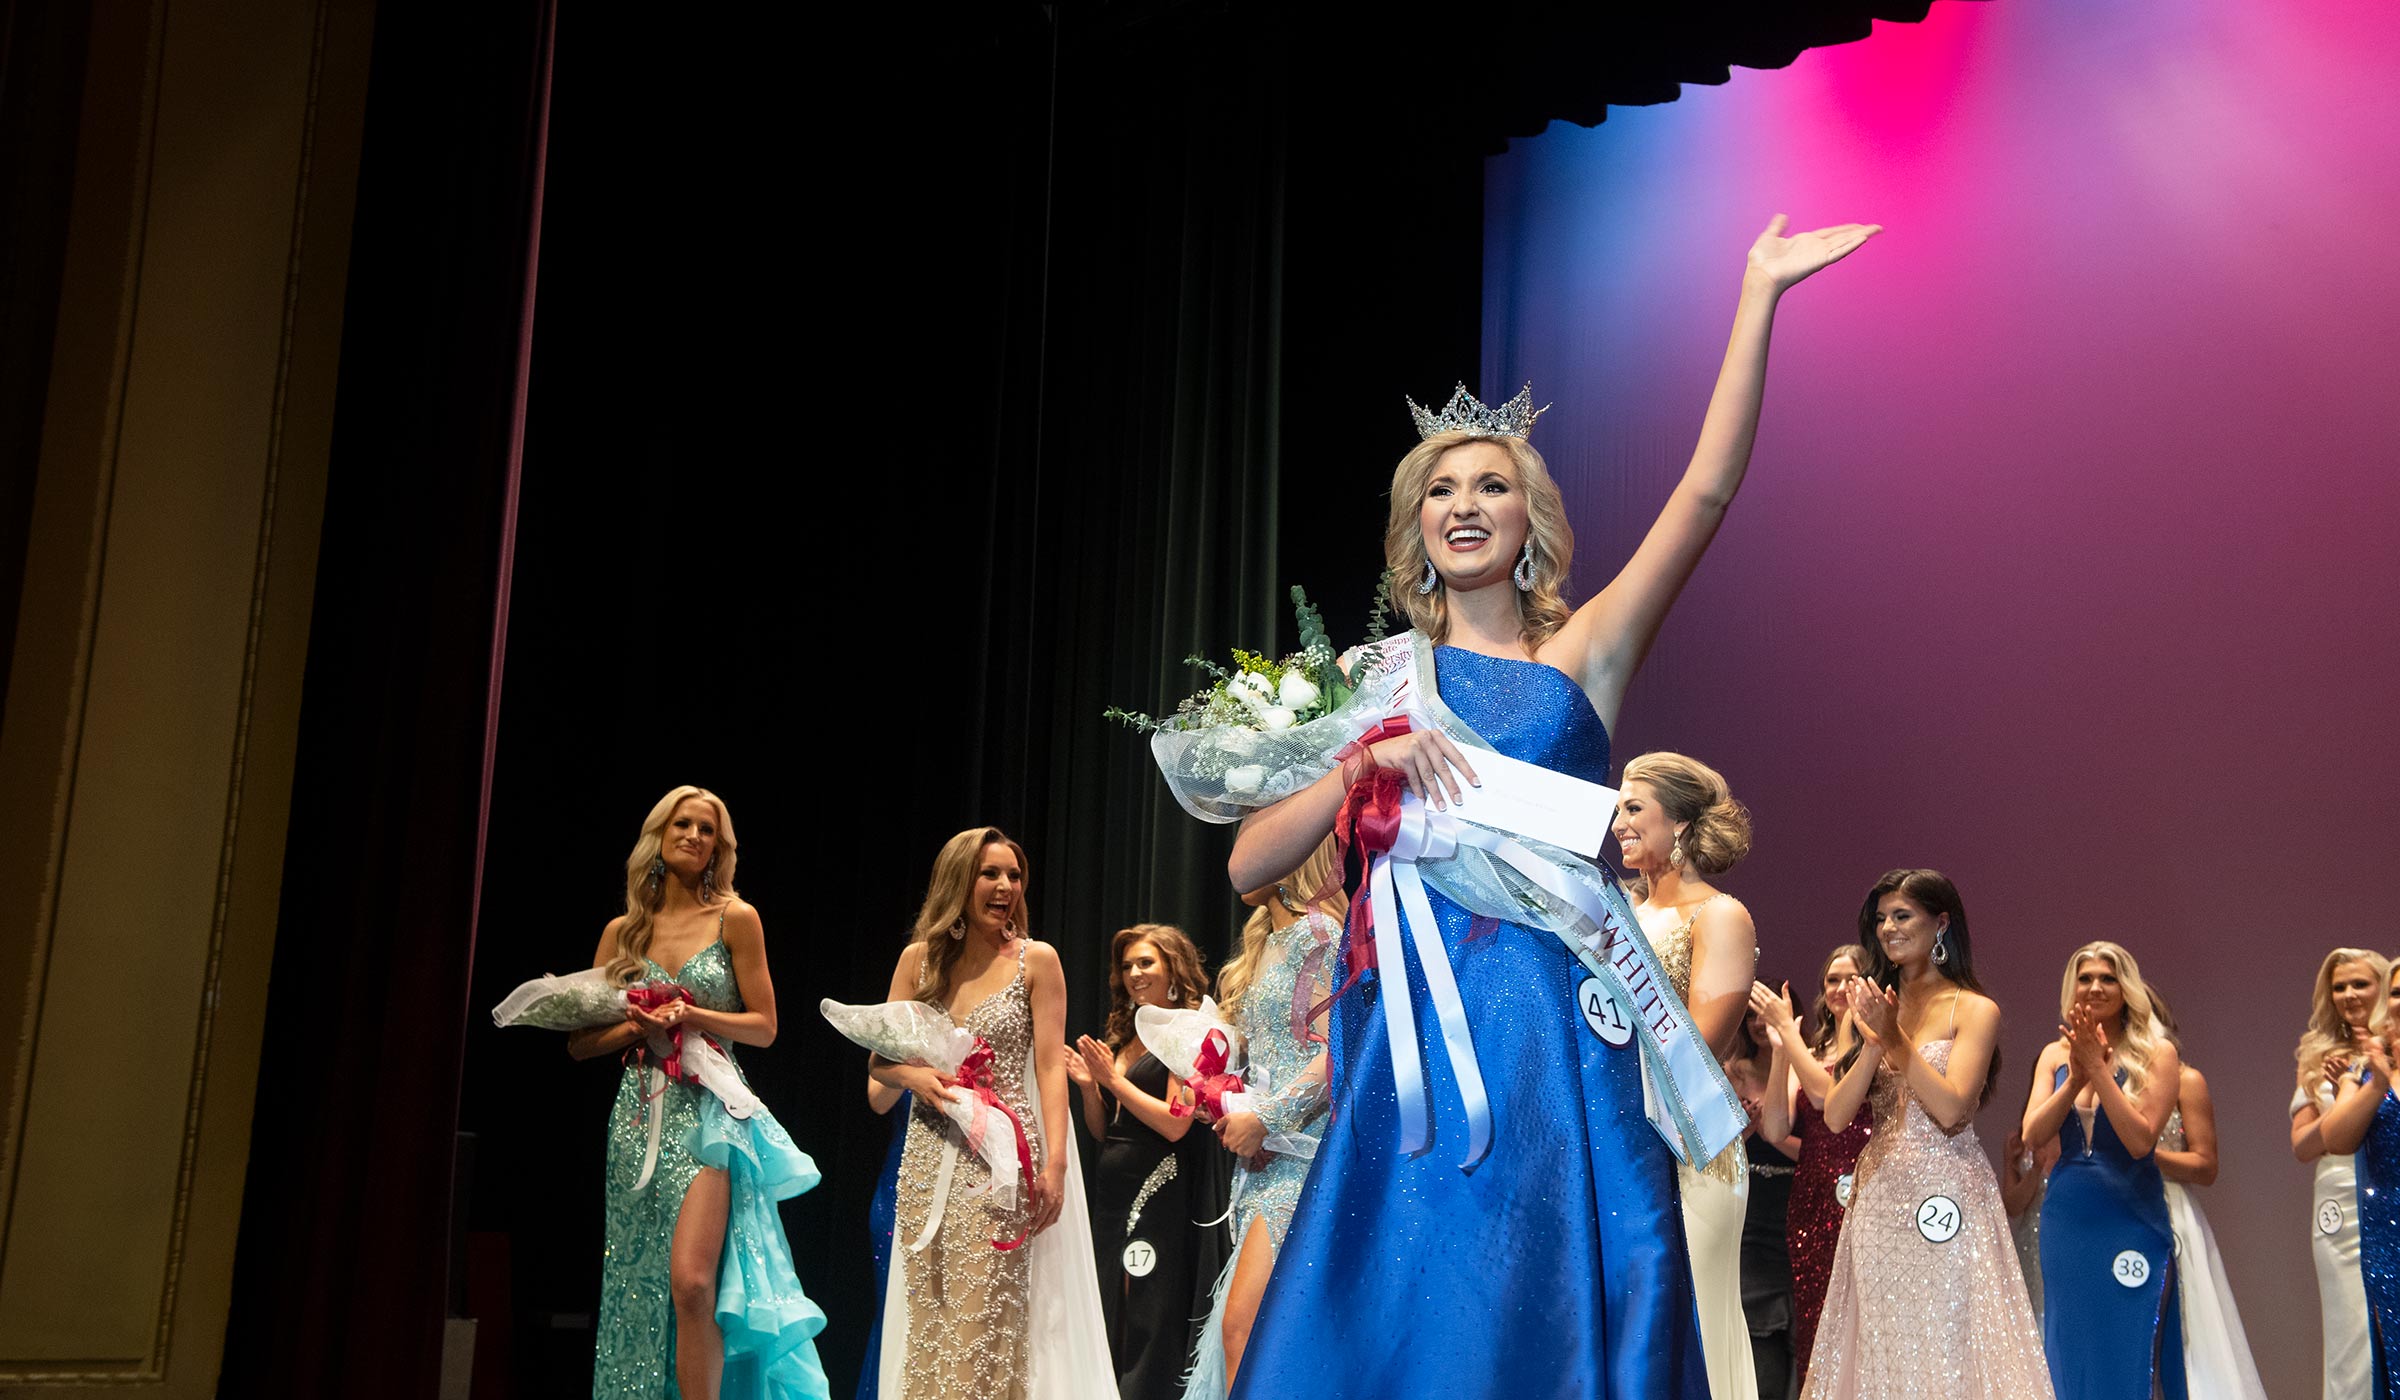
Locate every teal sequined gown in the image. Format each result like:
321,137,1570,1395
1184,910,1338,1400
597,936,830,1399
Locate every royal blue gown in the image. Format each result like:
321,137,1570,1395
2354,1083,2400,1396
855,1091,908,1400
1229,648,1707,1400
2038,1067,2185,1400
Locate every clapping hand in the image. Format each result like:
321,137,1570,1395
1746,214,1883,292
2061,1004,2110,1086
1748,980,1801,1052
1073,1035,1122,1092
1849,978,1901,1049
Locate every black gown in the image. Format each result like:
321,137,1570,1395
1087,1051,1230,1400
1743,1125,1800,1400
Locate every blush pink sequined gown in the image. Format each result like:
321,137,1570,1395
1798,1040,2053,1400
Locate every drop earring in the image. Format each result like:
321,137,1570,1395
948,916,967,941
646,856,666,892
1416,559,1438,595
1513,541,1535,592
700,858,717,902
1933,927,1951,967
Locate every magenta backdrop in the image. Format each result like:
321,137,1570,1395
1482,2,2400,1390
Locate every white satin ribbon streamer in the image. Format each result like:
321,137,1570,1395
1368,795,1494,1168
1368,787,1745,1172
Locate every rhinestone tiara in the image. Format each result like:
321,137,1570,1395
1405,382,1549,441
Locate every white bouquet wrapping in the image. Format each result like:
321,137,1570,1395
820,998,1033,1218
1135,998,1316,1160
491,966,763,1189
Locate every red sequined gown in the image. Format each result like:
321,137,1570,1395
1787,1094,1871,1379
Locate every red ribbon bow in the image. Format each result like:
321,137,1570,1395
624,982,717,1096
954,1039,1040,1252
1171,1028,1248,1121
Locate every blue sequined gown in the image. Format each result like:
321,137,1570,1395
597,935,830,1400
1229,649,1707,1400
2354,1083,2400,1395
2037,1067,2185,1400
856,1092,910,1400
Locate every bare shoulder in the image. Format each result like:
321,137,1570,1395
2032,1036,2069,1070
892,939,928,978
1695,893,1755,935
2181,1062,2209,1095
1954,990,2002,1029
1022,939,1065,978
591,915,628,967
718,897,765,944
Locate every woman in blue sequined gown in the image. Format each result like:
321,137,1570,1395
2021,942,2184,1400
854,1088,909,1400
2316,963,2400,1396
1217,216,1880,1400
567,786,828,1400
1183,838,1345,1399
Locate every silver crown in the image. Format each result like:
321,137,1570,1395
1405,382,1549,441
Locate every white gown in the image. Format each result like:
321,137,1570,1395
2159,1109,2267,1400
2296,1083,2371,1400
1682,1148,1760,1400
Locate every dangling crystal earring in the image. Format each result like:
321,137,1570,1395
700,858,717,902
1932,927,1951,967
1513,541,1535,592
948,916,967,941
1276,883,1307,915
1168,983,1183,1004
1416,559,1439,595
1668,840,1684,869
646,856,666,891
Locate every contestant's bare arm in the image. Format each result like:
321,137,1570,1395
1819,1043,1881,1133
2154,1067,2217,1185
1684,898,1757,1056
2088,1034,2178,1158
1076,1033,1197,1142
1543,217,1881,725
1024,941,1072,1234
688,900,777,1048
1892,992,2001,1132
2021,1040,2078,1150
1228,730,1480,892
2319,1039,2393,1156
568,918,646,1060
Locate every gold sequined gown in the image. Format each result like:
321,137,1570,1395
1645,895,1758,1400
1799,1039,2054,1400
889,945,1041,1400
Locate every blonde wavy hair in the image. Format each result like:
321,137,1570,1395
2058,941,2168,1098
1216,835,1348,1022
1386,429,1574,649
603,785,739,985
1619,751,1752,903
2296,946,2391,1094
907,826,1031,1011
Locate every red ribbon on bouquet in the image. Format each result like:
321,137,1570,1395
623,982,720,1100
1169,1028,1248,1121
954,1039,1040,1252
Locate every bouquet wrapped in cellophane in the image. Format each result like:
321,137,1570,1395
1135,998,1316,1160
491,966,764,1190
819,998,1035,1229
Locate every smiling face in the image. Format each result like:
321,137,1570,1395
1823,953,1861,1016
965,841,1023,938
2334,959,2382,1031
660,797,720,878
1119,939,1170,1009
1610,780,1681,874
1417,439,1531,591
1872,893,1947,970
2386,966,2400,1026
2072,955,2127,1023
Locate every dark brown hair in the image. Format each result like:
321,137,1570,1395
1104,923,1208,1052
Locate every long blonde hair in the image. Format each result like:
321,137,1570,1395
1216,836,1348,1021
1386,429,1574,649
907,827,1031,1011
2058,941,2167,1097
604,785,740,985
2296,946,2391,1093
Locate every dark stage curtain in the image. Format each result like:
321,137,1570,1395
219,3,554,1398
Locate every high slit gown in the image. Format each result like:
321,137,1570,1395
595,936,829,1399
2038,1068,2185,1400
1228,648,1708,1400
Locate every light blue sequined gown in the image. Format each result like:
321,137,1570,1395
2354,1082,2400,1395
1229,648,1707,1400
1183,910,1339,1400
597,936,829,1399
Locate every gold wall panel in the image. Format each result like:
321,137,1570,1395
0,0,375,1389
